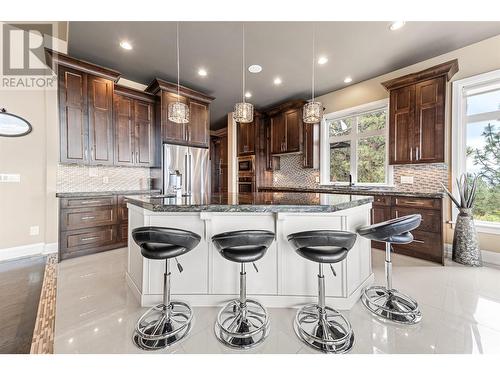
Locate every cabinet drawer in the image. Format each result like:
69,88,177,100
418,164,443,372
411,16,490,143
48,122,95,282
373,195,391,207
61,206,117,230
61,226,116,253
60,196,116,209
393,197,440,210
393,230,442,262
392,207,441,233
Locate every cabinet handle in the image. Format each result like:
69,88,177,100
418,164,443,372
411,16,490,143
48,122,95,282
412,239,425,244
80,200,101,205
81,236,99,242
81,216,95,220
410,147,413,161
416,147,419,161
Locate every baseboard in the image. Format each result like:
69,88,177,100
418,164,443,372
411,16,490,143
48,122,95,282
445,243,500,266
0,242,58,262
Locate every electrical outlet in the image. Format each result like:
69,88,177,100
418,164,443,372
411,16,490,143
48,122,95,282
315,176,320,183
0,173,21,183
88,169,98,177
274,176,278,182
102,176,109,184
29,226,39,236
400,176,414,184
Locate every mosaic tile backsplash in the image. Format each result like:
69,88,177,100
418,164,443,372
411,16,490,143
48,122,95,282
57,164,152,192
272,154,448,193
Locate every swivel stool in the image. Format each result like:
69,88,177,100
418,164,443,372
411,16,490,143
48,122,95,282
131,226,201,350
287,230,357,353
211,230,275,349
357,214,422,324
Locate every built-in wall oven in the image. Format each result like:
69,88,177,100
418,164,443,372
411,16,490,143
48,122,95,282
237,155,256,193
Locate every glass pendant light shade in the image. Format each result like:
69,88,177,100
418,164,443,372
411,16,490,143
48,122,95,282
168,101,190,124
233,102,254,123
303,101,323,124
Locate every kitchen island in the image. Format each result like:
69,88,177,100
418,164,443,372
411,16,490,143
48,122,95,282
126,192,374,309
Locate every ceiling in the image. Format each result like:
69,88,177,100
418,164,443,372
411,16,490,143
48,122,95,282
68,21,500,129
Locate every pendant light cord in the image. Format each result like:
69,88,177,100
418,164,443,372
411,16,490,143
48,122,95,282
176,22,180,102
242,23,246,103
311,25,315,103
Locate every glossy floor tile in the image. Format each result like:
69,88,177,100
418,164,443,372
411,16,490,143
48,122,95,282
54,248,500,354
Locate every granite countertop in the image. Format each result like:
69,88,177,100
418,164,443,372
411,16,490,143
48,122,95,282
259,186,444,199
56,190,161,198
125,192,373,213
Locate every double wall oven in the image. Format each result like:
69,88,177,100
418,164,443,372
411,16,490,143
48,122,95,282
237,155,256,193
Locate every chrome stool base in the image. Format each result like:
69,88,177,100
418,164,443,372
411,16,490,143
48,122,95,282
214,299,270,350
361,285,422,325
133,301,193,350
294,303,354,354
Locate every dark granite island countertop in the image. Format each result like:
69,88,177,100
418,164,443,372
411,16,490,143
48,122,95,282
56,190,161,198
125,191,374,213
259,186,444,199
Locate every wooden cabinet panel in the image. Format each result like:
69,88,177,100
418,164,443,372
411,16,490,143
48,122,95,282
58,66,88,164
188,99,209,147
393,231,442,264
135,100,155,165
270,114,286,154
392,207,441,233
161,91,187,144
60,196,116,209
303,122,314,168
284,109,301,153
113,94,134,166
414,77,445,163
88,75,114,165
60,226,116,260
389,85,414,164
393,196,440,210
237,120,256,155
61,206,117,231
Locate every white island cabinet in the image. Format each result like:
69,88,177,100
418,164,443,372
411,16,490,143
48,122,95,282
126,192,373,309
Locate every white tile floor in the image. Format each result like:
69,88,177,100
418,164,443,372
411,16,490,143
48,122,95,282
54,248,500,354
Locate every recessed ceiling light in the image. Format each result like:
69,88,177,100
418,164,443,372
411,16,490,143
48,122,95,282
198,68,207,77
245,92,252,98
273,77,282,85
119,40,132,50
390,21,406,31
248,65,262,73
317,56,328,65
344,76,352,84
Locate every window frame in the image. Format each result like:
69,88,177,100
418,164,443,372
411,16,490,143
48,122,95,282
320,99,393,187
452,69,500,235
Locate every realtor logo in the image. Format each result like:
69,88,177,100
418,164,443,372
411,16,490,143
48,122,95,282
1,22,56,89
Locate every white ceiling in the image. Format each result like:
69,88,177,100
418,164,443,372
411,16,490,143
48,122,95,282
68,21,500,129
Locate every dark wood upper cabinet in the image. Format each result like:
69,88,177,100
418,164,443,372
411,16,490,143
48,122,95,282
88,75,114,165
48,50,121,166
265,100,306,155
210,128,228,194
284,108,302,153
382,59,458,165
237,113,259,156
270,113,286,154
113,85,158,167
146,78,214,148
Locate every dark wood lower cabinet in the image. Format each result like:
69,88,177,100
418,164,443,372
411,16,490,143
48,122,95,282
58,194,131,261
371,195,444,265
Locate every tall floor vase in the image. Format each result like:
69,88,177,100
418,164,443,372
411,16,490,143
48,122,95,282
452,208,482,267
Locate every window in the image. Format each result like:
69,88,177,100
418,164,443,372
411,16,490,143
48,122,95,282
320,99,391,186
452,70,500,233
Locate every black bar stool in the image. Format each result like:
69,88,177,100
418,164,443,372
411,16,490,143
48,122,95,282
357,214,422,324
287,230,357,354
211,230,275,349
131,226,201,350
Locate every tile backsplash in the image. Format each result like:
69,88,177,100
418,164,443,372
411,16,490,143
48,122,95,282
57,164,152,192
272,154,448,193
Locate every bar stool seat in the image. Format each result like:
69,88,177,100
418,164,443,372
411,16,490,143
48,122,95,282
131,226,201,350
287,230,357,354
357,215,422,324
212,230,274,349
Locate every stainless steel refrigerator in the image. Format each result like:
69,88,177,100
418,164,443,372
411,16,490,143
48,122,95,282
163,144,210,197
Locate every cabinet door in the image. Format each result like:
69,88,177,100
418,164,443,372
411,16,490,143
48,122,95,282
88,75,114,165
135,100,155,166
237,121,255,155
389,85,415,164
270,114,286,154
370,205,391,250
113,94,134,166
414,77,445,163
161,91,187,144
58,66,88,164
187,99,209,147
303,122,314,168
284,108,301,153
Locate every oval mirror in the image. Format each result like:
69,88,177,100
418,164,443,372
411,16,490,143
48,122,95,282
0,109,32,137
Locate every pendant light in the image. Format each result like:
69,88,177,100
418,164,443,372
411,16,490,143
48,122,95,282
303,25,323,124
233,24,254,123
168,22,189,124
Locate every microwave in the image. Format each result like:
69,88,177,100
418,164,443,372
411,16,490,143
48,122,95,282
238,155,255,174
